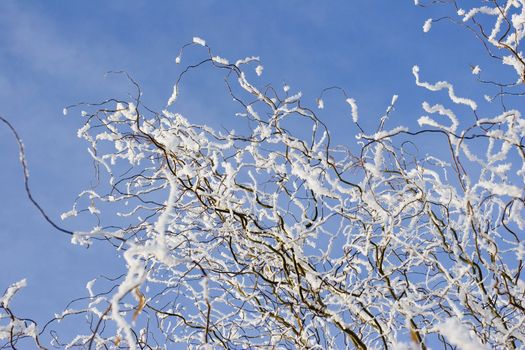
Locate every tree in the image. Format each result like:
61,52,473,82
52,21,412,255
1,1,525,349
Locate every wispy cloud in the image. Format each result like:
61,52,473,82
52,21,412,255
0,1,121,87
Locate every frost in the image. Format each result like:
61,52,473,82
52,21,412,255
167,85,178,106
390,94,398,105
71,230,96,246
200,276,209,300
478,181,522,197
362,126,409,140
246,104,260,120
385,94,398,114
24,323,37,338
86,279,96,298
503,54,525,82
346,98,359,123
60,208,77,220
17,21,525,349
438,319,488,350
192,36,206,46
88,204,100,215
518,242,525,260
421,101,459,132
413,65,477,110
418,115,439,128
235,56,259,66
0,279,27,307
305,271,321,290
423,18,432,32
77,124,90,138
284,92,302,104
461,6,500,22
212,56,229,65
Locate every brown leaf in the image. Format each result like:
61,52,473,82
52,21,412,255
132,287,146,321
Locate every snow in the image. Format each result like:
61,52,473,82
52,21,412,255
88,204,100,215
154,169,178,251
15,12,525,348
192,36,206,46
87,148,112,173
212,56,229,65
362,126,409,140
386,94,398,114
423,18,432,32
234,56,259,66
503,54,525,82
461,6,500,22
0,279,27,307
305,271,321,290
284,91,302,104
167,84,178,106
200,276,209,300
391,94,398,105
413,65,478,110
478,180,523,197
246,104,260,120
518,242,525,260
77,123,90,138
438,319,489,350
86,278,96,297
346,98,359,122
417,115,439,128
421,101,459,132
60,208,78,220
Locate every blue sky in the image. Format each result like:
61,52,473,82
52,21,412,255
0,0,506,343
